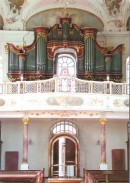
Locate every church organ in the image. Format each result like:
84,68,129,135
7,17,123,82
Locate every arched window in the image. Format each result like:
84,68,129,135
126,57,130,83
51,121,78,135
57,54,76,77
55,53,77,92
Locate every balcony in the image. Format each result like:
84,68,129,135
0,77,129,119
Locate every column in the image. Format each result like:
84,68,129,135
0,121,1,170
128,122,130,180
99,118,108,170
59,137,66,177
21,117,29,170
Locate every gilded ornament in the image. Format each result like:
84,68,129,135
22,117,29,124
99,118,106,124
84,33,94,41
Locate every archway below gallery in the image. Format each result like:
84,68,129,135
48,121,80,178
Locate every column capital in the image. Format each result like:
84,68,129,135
22,117,29,124
99,118,106,124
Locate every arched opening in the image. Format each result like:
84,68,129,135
53,48,77,92
49,121,80,178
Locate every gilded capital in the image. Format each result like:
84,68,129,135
99,118,106,124
22,117,29,124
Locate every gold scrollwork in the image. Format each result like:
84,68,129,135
37,32,47,42
8,76,16,82
84,33,94,41
47,45,58,52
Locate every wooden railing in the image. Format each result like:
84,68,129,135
0,77,129,95
83,169,129,183
0,170,44,183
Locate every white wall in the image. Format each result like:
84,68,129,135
1,118,128,177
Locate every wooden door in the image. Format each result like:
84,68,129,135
112,149,125,170
5,151,18,170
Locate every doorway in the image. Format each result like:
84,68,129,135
49,121,80,178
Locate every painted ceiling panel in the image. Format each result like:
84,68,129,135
0,0,129,31
26,8,104,31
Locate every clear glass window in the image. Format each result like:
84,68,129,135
52,121,78,135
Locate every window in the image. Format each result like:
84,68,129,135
57,54,76,77
51,121,78,135
56,54,76,92
126,57,130,83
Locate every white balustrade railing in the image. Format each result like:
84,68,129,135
0,77,129,95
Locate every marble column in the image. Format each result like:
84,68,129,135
128,122,130,180
99,118,108,170
21,117,29,170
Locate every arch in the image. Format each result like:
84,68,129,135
25,8,104,31
48,122,80,178
53,48,77,92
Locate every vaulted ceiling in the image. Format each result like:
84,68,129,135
0,0,129,31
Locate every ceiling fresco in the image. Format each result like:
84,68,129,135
0,0,129,31
26,8,104,31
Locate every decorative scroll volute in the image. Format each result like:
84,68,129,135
47,41,84,61
7,43,21,54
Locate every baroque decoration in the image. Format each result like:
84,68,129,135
5,0,25,24
105,0,122,15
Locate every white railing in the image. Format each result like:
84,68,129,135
0,77,129,95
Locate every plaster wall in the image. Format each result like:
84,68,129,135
1,118,128,177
